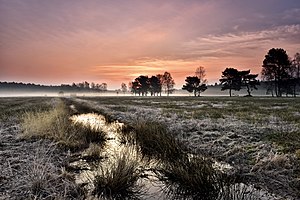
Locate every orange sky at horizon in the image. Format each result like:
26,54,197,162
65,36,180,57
1,0,300,89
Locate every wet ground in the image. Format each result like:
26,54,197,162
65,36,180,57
1,97,299,199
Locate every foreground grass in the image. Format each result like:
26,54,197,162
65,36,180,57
157,155,221,199
3,96,299,199
23,142,84,199
21,99,106,150
92,149,144,199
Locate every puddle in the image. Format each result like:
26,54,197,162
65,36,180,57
69,112,283,199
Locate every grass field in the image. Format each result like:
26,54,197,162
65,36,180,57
0,96,299,199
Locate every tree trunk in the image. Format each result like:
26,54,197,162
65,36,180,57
274,80,278,97
247,85,251,96
229,89,232,97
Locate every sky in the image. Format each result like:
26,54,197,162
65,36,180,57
0,0,300,89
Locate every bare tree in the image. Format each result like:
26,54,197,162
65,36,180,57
162,72,175,96
195,66,207,84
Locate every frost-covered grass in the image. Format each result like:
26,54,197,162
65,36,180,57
0,97,51,121
79,96,300,154
76,96,300,198
3,96,299,198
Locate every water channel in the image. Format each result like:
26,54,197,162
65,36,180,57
69,112,282,200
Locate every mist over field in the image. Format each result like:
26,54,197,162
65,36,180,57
1,0,300,199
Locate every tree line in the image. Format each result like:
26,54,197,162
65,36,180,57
218,48,299,97
1,48,299,97
0,81,108,93
129,72,175,96
129,48,299,97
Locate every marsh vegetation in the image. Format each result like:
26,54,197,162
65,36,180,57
0,96,299,199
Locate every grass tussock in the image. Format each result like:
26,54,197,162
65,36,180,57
21,100,106,150
157,155,259,200
157,155,222,199
20,142,84,199
92,149,144,199
133,120,184,161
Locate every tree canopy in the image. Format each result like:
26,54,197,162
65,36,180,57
220,68,259,97
182,76,207,96
130,72,175,96
219,68,242,97
261,48,291,97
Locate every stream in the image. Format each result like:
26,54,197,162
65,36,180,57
68,112,284,200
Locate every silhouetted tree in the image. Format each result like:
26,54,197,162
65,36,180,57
130,75,150,96
182,76,207,96
162,72,175,96
156,74,164,96
289,52,300,97
99,83,107,91
91,82,96,89
130,80,140,95
77,82,84,88
121,83,127,94
240,70,260,96
136,75,150,96
261,48,291,97
149,76,161,96
219,68,242,97
84,81,90,89
293,52,300,79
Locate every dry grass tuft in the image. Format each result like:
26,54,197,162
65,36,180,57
92,149,144,199
21,100,106,150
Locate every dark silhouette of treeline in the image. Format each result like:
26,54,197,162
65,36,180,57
1,48,299,97
0,81,108,94
130,72,175,96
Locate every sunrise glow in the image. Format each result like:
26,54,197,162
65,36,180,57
1,0,299,89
